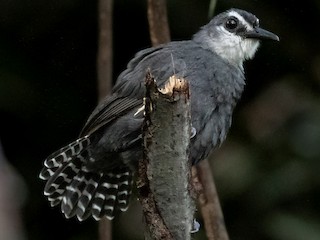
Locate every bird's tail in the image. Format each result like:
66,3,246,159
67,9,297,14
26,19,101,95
39,136,132,221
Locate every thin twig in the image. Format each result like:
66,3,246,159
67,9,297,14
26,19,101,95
97,0,113,239
97,0,113,101
147,0,170,46
194,160,230,240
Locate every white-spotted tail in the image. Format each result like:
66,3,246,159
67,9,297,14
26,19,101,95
40,136,133,221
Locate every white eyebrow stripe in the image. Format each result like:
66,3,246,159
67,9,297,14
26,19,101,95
227,11,254,31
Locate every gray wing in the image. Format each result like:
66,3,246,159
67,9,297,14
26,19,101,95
112,41,190,97
81,42,190,137
80,96,142,136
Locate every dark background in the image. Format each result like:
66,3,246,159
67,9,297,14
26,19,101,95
0,0,320,239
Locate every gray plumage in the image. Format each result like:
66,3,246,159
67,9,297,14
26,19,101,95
40,8,279,221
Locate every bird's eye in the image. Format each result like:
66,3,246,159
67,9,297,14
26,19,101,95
225,17,238,30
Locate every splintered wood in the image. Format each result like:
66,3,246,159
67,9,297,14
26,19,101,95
158,75,190,97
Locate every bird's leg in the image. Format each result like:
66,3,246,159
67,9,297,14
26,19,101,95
190,218,201,233
191,126,197,139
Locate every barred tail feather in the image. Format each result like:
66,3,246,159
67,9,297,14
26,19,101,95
75,172,102,220
75,169,133,221
116,171,132,211
61,171,88,218
43,156,83,198
42,136,90,170
40,137,133,221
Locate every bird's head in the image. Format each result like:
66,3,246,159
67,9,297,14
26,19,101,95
193,8,279,69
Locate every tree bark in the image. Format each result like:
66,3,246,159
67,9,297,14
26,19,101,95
138,72,194,240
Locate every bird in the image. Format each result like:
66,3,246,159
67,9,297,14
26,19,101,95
40,8,279,221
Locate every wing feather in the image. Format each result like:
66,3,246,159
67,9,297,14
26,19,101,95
81,42,192,137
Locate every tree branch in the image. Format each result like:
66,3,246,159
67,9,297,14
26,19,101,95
97,0,113,239
147,0,170,46
193,161,230,240
97,0,113,101
138,72,194,240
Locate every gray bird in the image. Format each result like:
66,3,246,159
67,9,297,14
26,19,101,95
40,8,279,221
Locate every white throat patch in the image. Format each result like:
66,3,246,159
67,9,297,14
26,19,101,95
207,11,260,69
203,27,260,69
192,10,261,69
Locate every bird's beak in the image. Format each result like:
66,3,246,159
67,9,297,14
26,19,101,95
245,27,279,41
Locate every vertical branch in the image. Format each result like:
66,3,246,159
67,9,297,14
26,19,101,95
208,0,217,18
97,0,113,101
193,161,230,240
147,0,170,46
99,218,112,240
138,73,194,240
97,0,113,239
